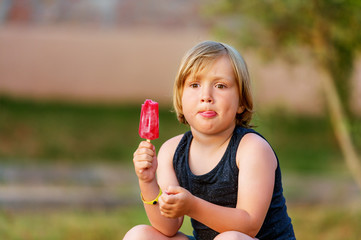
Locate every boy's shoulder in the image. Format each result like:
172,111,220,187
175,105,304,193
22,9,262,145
158,134,184,156
237,132,277,170
165,133,184,145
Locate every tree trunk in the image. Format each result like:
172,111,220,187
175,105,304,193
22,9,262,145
321,70,361,190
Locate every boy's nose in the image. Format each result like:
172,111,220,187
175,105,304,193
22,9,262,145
201,97,213,103
201,87,213,103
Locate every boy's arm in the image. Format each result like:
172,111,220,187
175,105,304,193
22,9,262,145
192,133,276,237
160,133,276,238
140,135,184,237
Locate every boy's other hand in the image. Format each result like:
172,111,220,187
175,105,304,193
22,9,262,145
159,186,193,218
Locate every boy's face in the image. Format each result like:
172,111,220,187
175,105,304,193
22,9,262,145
181,55,243,135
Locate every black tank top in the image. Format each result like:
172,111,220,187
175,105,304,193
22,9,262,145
173,126,295,240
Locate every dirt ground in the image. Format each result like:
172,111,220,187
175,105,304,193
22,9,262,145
0,25,360,114
0,164,360,210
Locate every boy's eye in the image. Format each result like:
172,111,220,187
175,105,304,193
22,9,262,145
215,84,226,89
190,83,200,88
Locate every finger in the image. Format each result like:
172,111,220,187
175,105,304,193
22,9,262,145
160,193,179,206
134,141,155,156
159,201,172,211
134,158,152,173
138,161,152,170
133,149,154,163
158,193,166,206
159,204,173,216
134,154,153,164
139,141,155,150
166,185,183,195
159,208,169,217
159,208,176,219
134,148,154,158
134,161,153,172
159,194,172,208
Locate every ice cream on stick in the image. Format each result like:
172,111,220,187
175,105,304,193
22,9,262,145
139,99,159,142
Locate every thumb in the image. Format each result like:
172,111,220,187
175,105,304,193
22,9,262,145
165,185,183,195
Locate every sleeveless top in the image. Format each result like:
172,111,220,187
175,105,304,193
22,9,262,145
173,126,295,240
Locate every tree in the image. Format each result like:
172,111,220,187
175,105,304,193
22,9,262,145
206,0,361,189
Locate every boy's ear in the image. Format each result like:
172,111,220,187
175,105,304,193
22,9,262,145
237,106,245,114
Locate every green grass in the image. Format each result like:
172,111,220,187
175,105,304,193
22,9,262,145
0,96,188,165
289,206,361,240
253,111,347,174
0,207,147,240
0,206,193,240
1,95,360,173
0,206,360,240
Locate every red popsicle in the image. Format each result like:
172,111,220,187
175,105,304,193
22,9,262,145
139,99,159,141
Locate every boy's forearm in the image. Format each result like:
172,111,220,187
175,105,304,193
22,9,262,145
139,180,183,237
188,196,260,237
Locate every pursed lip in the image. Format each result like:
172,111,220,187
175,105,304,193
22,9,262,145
199,110,217,118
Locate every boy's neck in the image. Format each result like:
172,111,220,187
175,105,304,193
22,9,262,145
191,124,235,142
188,125,235,175
190,125,235,151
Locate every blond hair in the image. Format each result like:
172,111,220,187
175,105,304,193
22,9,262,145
173,40,253,128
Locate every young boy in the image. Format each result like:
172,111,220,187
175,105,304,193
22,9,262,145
123,41,295,240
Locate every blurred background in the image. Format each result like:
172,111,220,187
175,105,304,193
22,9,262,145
0,0,360,239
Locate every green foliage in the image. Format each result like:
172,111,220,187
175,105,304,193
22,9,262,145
0,96,188,165
207,0,361,52
254,111,352,174
206,0,361,113
290,206,361,240
0,96,357,173
0,206,360,239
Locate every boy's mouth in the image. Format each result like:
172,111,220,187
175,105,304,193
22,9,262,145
199,111,217,118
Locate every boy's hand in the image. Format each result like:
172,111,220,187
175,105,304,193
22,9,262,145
158,186,193,218
133,141,158,183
